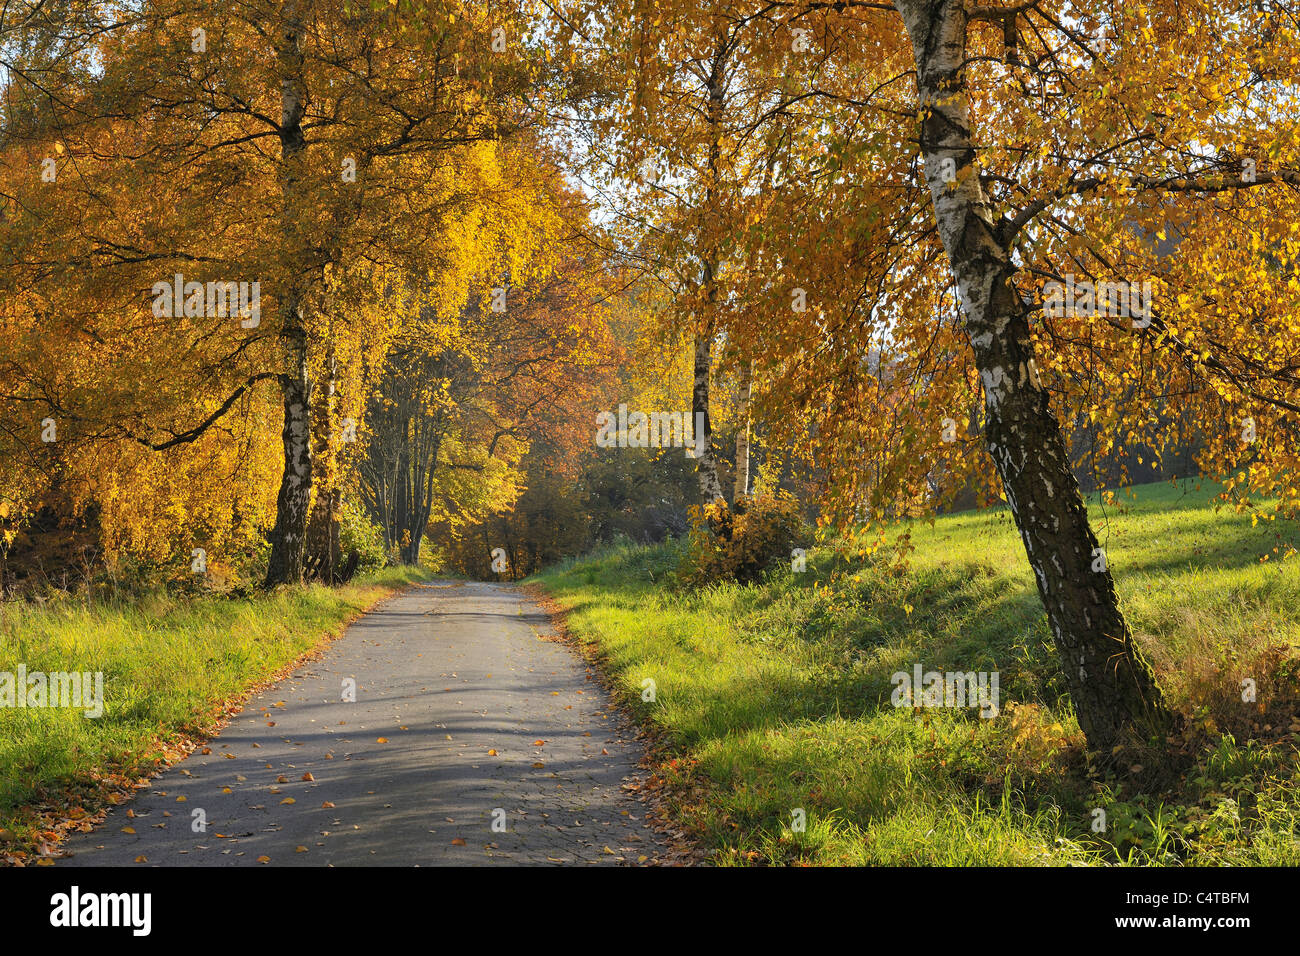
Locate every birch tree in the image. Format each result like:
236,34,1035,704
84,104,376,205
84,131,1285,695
881,0,1300,752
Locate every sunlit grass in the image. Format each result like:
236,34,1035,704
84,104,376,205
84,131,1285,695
533,480,1300,865
0,566,428,856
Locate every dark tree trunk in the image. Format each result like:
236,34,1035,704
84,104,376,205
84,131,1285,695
734,359,753,499
894,0,1173,754
400,530,421,565
977,268,1170,750
305,338,344,582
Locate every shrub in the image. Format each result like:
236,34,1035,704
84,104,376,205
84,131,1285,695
679,493,806,587
339,499,387,573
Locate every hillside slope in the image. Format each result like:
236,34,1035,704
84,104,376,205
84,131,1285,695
532,481,1300,865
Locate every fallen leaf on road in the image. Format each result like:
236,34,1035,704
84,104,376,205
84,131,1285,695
376,737,388,743
222,787,232,794
276,775,288,784
533,740,545,747
280,798,296,805
257,855,270,863
301,772,314,781
134,855,147,863
487,749,497,756
295,846,308,853
321,801,335,808
532,762,545,769
451,838,466,846
121,827,136,834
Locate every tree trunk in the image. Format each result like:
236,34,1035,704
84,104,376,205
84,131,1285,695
263,4,312,587
693,325,726,503
395,441,414,562
692,42,728,507
734,359,753,499
306,339,340,582
894,0,1172,754
264,322,312,586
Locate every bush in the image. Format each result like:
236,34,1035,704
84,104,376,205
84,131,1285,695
339,498,387,573
679,493,806,587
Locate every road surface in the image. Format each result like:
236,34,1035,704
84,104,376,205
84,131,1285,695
58,581,673,866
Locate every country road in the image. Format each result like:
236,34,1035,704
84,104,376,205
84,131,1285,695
57,581,676,867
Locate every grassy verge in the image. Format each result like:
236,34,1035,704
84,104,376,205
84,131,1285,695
0,566,428,864
531,481,1300,865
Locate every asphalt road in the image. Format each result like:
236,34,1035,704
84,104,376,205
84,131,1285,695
57,580,672,866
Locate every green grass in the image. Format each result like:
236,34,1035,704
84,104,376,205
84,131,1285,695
0,566,428,861
532,480,1300,865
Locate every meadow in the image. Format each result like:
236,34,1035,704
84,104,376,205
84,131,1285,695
532,481,1300,865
